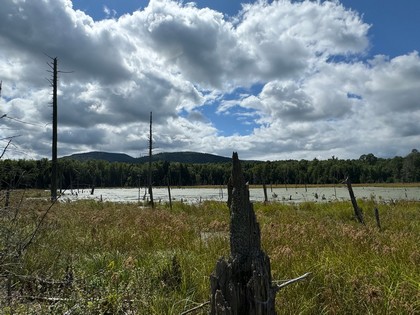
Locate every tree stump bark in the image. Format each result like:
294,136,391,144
210,152,277,314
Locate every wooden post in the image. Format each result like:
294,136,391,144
210,152,277,314
345,177,364,224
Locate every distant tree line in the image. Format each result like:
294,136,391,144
1,150,419,190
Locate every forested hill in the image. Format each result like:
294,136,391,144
63,151,231,164
137,152,231,164
63,151,136,163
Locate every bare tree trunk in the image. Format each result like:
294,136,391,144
210,152,277,314
51,57,58,202
148,111,154,208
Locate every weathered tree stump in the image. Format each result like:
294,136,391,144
210,152,277,314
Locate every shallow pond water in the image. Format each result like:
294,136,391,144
59,186,420,204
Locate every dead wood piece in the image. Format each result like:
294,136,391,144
180,301,210,315
274,272,312,291
345,177,365,224
210,152,277,315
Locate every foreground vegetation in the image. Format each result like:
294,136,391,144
1,191,419,314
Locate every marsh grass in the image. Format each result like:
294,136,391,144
0,191,419,314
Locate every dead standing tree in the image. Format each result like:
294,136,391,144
46,56,72,201
148,111,154,208
49,57,58,202
210,152,277,314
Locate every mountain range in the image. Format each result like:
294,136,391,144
61,151,232,164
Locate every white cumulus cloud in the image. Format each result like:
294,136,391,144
0,0,418,160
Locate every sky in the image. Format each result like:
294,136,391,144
0,0,419,161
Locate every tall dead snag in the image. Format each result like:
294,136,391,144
148,111,154,208
50,57,58,202
345,177,364,224
210,152,277,314
46,56,72,201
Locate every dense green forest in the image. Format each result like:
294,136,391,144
1,150,419,189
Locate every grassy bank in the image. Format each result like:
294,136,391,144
1,191,419,314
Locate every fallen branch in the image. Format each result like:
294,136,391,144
7,272,71,287
22,295,72,302
274,272,312,291
63,303,79,315
19,295,135,304
181,301,210,315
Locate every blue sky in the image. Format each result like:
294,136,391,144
71,0,420,58
342,0,420,57
0,0,419,160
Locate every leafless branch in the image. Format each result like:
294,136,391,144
44,52,55,60
0,139,12,159
274,272,312,292
19,195,61,254
0,135,21,141
180,301,210,315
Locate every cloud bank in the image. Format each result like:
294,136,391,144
0,0,419,160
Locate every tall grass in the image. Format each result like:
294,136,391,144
1,192,418,314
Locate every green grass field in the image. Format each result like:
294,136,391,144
1,190,419,314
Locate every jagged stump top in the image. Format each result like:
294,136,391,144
228,152,262,261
